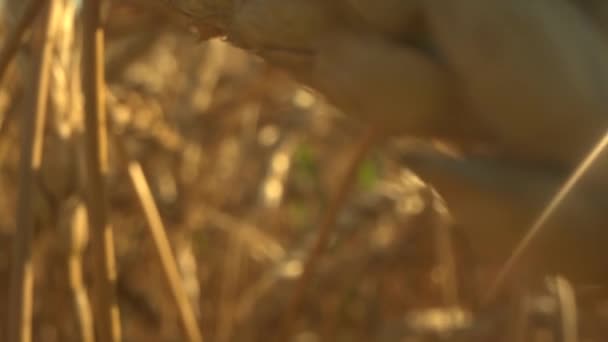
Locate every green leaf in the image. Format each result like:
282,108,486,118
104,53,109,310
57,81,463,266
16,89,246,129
357,158,379,191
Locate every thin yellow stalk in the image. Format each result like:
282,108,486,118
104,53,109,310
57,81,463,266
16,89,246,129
127,161,204,342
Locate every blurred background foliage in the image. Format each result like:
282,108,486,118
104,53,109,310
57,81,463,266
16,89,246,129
0,1,606,341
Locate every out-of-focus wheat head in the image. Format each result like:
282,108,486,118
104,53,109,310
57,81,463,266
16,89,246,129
49,0,78,139
42,0,80,206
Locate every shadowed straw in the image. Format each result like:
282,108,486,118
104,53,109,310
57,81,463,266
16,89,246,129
7,0,58,341
0,0,44,82
81,0,122,340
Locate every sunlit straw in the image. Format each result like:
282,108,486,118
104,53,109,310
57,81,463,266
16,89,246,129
483,129,608,305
